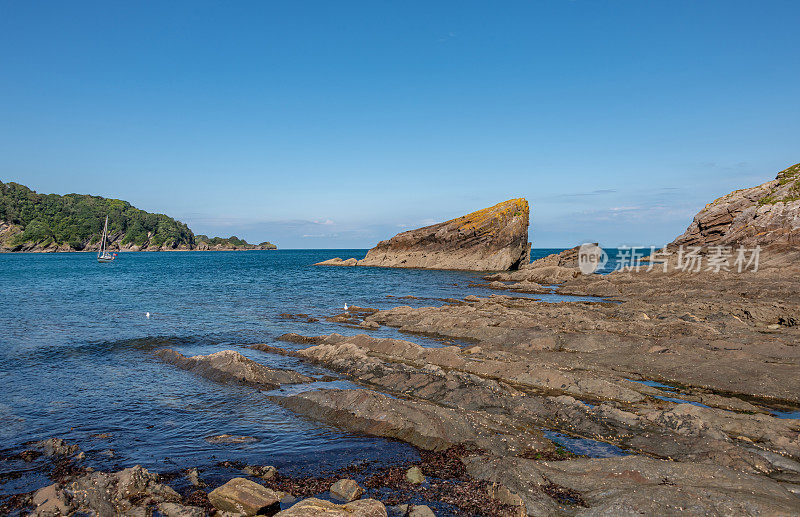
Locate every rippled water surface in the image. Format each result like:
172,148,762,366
2,249,589,494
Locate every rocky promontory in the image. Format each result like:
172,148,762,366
669,162,800,251
316,199,531,271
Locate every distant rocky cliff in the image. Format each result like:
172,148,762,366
193,235,277,252
669,162,800,251
317,198,531,271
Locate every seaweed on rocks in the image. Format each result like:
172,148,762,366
50,457,88,484
262,473,341,499
417,444,481,480
517,445,583,461
181,488,215,513
0,492,32,516
253,446,523,517
540,480,587,507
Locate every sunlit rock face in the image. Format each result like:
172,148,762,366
357,198,530,271
670,162,800,252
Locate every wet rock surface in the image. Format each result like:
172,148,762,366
274,388,551,457
154,348,314,390
205,434,260,445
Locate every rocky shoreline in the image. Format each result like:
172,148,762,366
7,246,799,515
5,165,800,515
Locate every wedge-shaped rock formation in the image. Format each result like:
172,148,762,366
670,162,800,250
154,349,313,390
315,198,530,271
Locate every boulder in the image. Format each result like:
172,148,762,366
207,477,282,516
275,497,387,516
488,484,526,517
154,349,313,390
320,199,530,271
486,264,579,285
329,478,364,501
524,243,589,269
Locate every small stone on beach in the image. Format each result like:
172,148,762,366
405,466,425,485
329,478,365,502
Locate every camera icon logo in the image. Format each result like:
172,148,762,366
578,243,608,275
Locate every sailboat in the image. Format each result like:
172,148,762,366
97,215,116,263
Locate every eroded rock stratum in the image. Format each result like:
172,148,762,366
670,162,800,250
316,198,530,271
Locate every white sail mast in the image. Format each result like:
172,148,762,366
101,215,108,255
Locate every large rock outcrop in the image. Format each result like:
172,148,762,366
669,162,800,251
316,198,530,271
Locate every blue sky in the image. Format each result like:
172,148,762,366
1,1,798,248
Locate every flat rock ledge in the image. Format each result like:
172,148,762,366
314,198,531,271
272,388,552,457
154,348,314,390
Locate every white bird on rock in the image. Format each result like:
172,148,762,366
343,303,349,312
145,312,151,319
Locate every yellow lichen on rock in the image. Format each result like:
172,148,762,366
456,198,529,234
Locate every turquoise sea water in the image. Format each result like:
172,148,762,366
1,248,593,497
